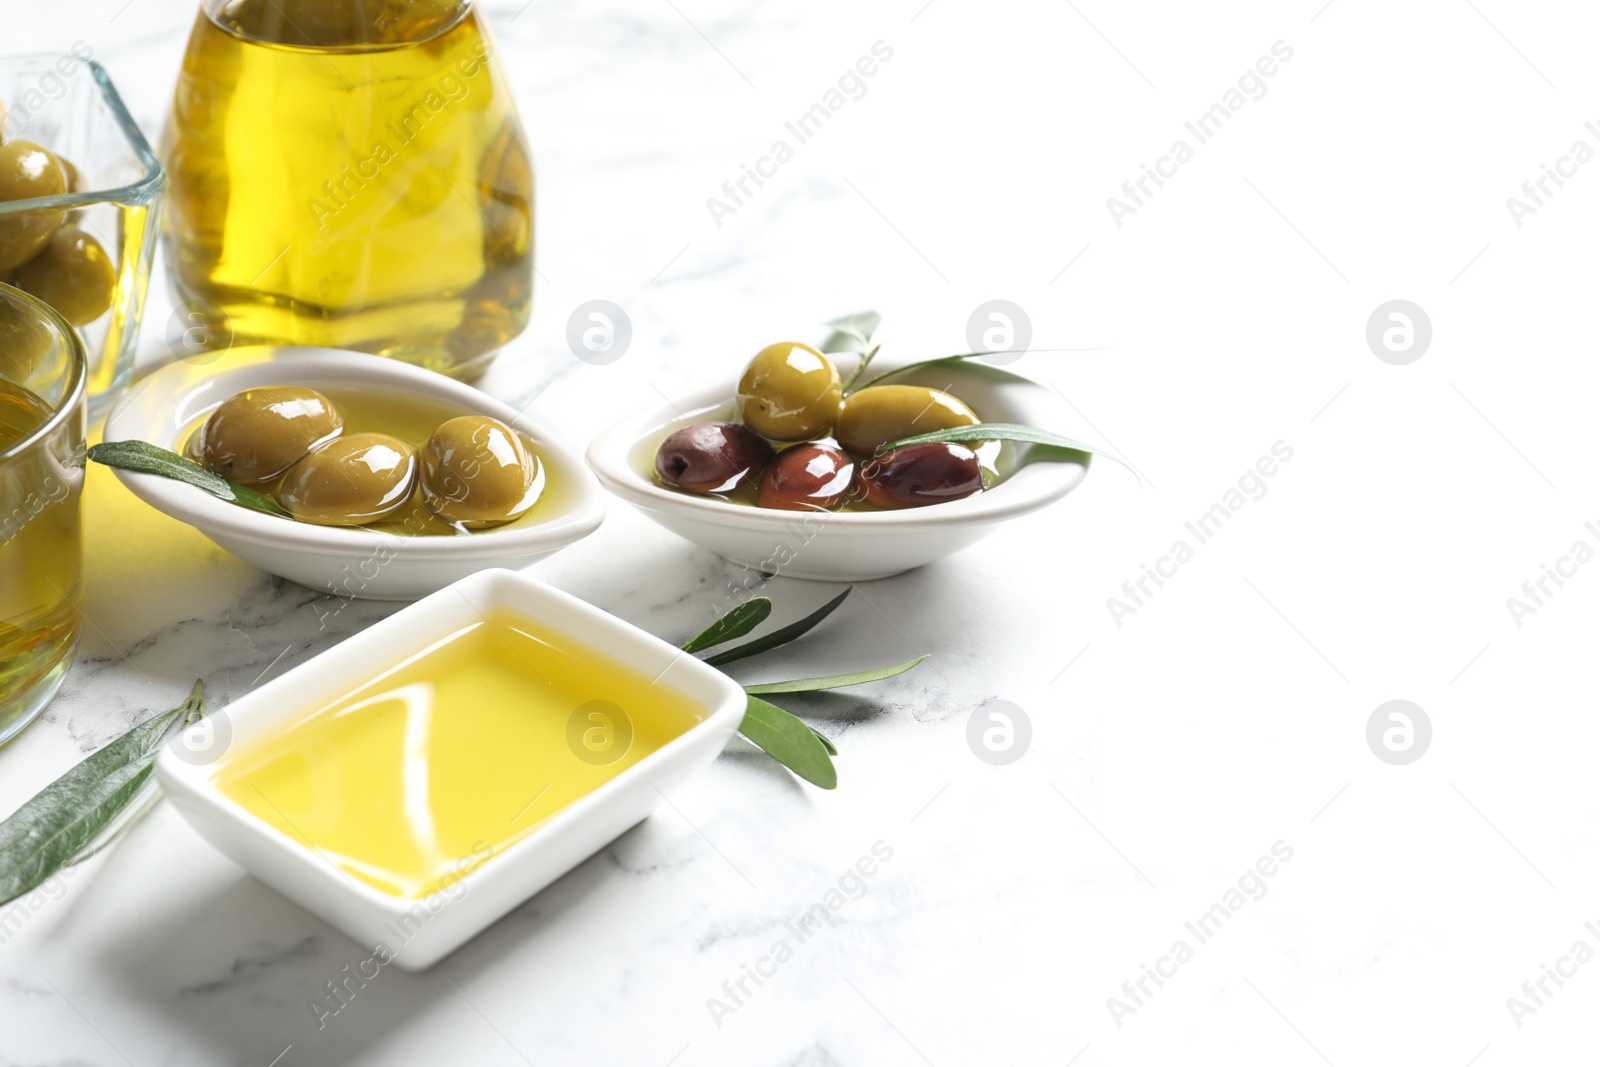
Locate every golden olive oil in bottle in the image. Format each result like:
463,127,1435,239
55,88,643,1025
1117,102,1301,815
162,0,533,377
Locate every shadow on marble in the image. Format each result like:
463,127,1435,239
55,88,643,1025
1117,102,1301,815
714,735,813,798
91,818,668,1066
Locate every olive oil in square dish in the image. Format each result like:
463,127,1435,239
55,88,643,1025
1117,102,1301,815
155,569,746,969
211,607,708,899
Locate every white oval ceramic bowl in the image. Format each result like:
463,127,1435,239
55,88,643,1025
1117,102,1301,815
156,568,749,971
103,347,606,600
586,359,1091,581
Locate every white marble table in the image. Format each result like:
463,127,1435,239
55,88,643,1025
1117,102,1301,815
7,1,1600,1064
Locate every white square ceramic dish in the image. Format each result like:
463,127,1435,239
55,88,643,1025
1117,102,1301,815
155,569,747,970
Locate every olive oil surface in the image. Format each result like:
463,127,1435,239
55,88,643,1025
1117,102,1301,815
0,378,51,450
212,608,706,899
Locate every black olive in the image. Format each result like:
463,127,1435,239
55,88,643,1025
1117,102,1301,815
758,443,853,510
857,442,983,508
655,422,773,494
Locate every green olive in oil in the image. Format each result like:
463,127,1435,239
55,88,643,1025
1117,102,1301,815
184,387,569,534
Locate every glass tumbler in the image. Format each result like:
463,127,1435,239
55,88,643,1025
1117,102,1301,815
0,282,85,745
0,53,165,417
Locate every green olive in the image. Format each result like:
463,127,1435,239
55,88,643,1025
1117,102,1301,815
277,433,418,526
56,155,89,225
191,386,344,484
736,342,841,441
420,415,539,528
0,290,57,383
14,227,115,326
0,141,67,272
57,155,82,193
835,385,980,456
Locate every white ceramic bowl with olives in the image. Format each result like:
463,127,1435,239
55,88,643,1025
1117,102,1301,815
103,347,606,599
586,352,1091,581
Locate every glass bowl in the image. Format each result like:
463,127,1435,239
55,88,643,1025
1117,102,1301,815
0,53,164,417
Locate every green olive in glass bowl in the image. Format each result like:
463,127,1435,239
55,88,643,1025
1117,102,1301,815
0,53,165,418
12,226,117,327
0,140,68,272
0,285,59,382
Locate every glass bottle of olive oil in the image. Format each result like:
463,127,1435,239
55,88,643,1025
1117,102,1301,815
162,0,533,378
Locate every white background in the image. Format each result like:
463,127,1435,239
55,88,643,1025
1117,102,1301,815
4,1,1599,1064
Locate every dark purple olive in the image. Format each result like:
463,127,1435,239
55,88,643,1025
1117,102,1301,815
857,442,983,509
758,443,854,511
655,421,774,494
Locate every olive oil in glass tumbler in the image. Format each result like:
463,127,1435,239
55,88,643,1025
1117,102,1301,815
162,0,534,377
0,283,86,746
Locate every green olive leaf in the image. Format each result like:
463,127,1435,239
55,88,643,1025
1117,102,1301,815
743,655,929,694
703,588,851,667
221,483,290,518
0,680,206,907
739,696,837,789
681,598,773,654
88,440,232,498
822,310,881,349
839,343,882,394
811,728,839,756
822,311,882,372
847,348,1104,394
878,422,1134,475
87,441,291,518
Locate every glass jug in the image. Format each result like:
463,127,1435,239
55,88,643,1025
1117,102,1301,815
162,0,533,377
